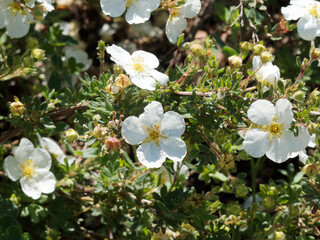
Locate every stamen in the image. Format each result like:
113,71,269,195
20,159,38,178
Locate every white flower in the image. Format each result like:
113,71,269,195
165,0,201,43
121,101,187,168
290,133,316,164
281,0,320,41
253,56,280,86
100,0,161,24
106,44,168,90
0,0,35,38
243,99,310,163
3,138,56,199
37,0,55,12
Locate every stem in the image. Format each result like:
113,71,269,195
165,49,180,75
293,59,313,86
250,158,257,203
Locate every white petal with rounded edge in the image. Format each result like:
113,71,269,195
14,138,34,164
181,0,201,18
34,169,56,194
136,142,166,168
20,176,41,200
106,44,131,67
309,134,316,148
147,69,168,85
281,127,310,153
31,148,52,171
100,0,126,17
161,137,187,162
275,99,293,127
281,5,305,20
126,0,160,24
248,100,274,125
266,137,290,163
4,155,22,181
139,101,164,126
0,10,5,29
160,111,185,137
243,128,269,158
130,75,157,90
297,17,318,41
253,56,262,71
6,13,30,38
260,65,280,85
132,50,159,69
165,16,187,43
121,116,147,145
42,138,67,165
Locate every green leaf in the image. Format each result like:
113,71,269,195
82,148,99,158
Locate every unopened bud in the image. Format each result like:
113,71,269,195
65,129,79,142
98,40,106,53
185,54,194,65
105,84,120,95
115,74,131,88
269,186,277,195
307,122,319,134
92,124,108,139
260,51,273,63
273,231,286,240
310,89,319,102
293,90,305,102
303,163,319,177
262,196,276,209
190,42,204,57
32,48,45,61
93,114,101,122
228,55,242,68
311,48,320,60
204,38,214,48
23,67,37,75
113,64,123,75
10,98,26,116
181,42,190,51
31,4,46,20
253,44,266,55
27,37,39,50
105,137,120,151
138,89,149,98
240,41,253,52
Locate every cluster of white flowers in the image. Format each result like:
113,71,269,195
106,44,168,90
4,138,56,199
0,0,54,38
121,101,187,168
253,56,280,87
243,99,311,163
282,0,320,41
100,0,201,43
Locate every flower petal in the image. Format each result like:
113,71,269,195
161,137,187,162
252,56,262,71
106,44,131,67
100,0,126,17
14,138,34,164
243,128,269,158
20,176,41,200
139,101,164,127
281,5,305,20
181,0,201,18
160,111,185,137
165,16,187,43
34,169,56,194
130,75,157,90
31,148,52,171
309,134,316,148
4,155,22,181
275,99,293,127
248,100,274,125
6,13,30,38
41,138,67,165
297,17,318,41
132,50,159,68
136,142,166,168
147,69,169,85
121,116,147,145
259,65,280,85
126,0,160,24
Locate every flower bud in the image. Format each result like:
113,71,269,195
181,42,190,51
273,231,286,240
105,84,120,95
293,90,305,102
138,89,149,98
253,44,266,55
113,64,123,75
262,196,276,209
260,51,273,63
303,163,319,177
310,48,320,60
65,129,79,142
10,99,26,116
307,122,319,134
105,137,120,151
93,114,101,122
27,37,39,50
190,42,204,57
115,74,131,88
204,38,214,48
269,186,277,195
185,54,194,65
92,124,108,139
31,4,46,20
23,68,37,75
32,48,45,61
310,89,319,102
240,41,253,52
98,40,106,53
228,55,242,68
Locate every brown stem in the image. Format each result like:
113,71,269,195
175,91,213,97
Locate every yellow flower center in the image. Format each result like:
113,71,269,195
142,123,167,146
126,0,137,8
131,56,145,72
8,3,23,15
20,159,37,178
309,3,319,18
169,7,182,21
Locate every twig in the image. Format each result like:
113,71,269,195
175,91,213,97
